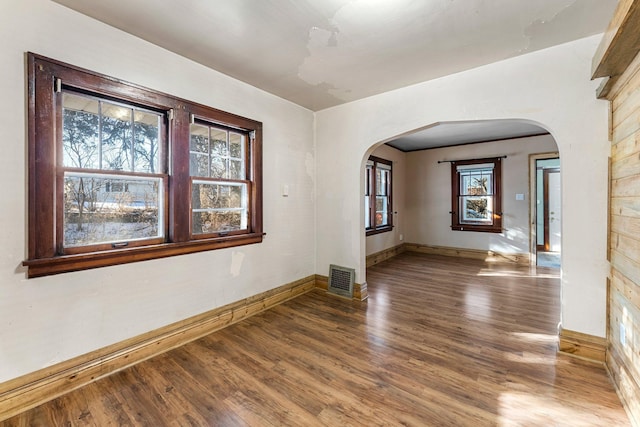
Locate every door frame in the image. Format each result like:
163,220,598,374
542,167,561,252
529,152,559,265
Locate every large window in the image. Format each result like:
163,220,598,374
451,157,502,233
365,156,392,235
24,53,263,277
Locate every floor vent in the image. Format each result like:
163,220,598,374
328,264,355,298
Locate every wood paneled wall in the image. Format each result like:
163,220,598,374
594,2,640,425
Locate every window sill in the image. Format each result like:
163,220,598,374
23,233,265,278
451,225,502,233
366,226,393,236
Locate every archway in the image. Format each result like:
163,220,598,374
363,119,560,275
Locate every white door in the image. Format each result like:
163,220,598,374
547,170,561,252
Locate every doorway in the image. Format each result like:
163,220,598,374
532,156,561,268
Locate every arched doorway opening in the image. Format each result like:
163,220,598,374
363,119,560,272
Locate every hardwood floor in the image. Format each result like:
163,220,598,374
2,253,630,426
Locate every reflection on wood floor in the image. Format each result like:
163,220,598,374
1,253,629,426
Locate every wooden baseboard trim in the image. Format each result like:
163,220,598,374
558,328,607,363
0,275,317,422
606,346,640,427
404,243,530,265
315,274,368,301
366,244,406,267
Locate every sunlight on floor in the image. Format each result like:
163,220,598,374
511,332,557,344
476,269,560,279
498,391,616,426
504,352,556,365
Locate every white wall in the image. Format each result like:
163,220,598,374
316,35,610,338
405,135,558,255
0,0,315,383
365,145,406,256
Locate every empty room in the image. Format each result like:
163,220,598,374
1,0,639,425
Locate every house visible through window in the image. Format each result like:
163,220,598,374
24,53,263,277
451,157,502,233
365,156,392,235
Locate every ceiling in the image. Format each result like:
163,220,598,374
52,0,616,149
386,120,549,152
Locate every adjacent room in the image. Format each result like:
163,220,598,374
1,0,639,425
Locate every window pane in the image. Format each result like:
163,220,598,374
211,129,228,157
229,132,243,158
133,110,161,173
190,124,248,181
63,173,163,247
460,170,492,196
365,196,371,228
210,157,227,179
190,153,209,177
376,195,389,226
101,102,132,171
461,196,493,223
376,169,389,196
192,181,247,234
190,124,209,153
62,93,100,169
192,183,244,210
229,160,244,180
192,211,244,234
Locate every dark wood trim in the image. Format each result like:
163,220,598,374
365,225,393,236
25,53,263,277
365,156,393,234
0,275,316,421
22,233,265,278
450,157,503,233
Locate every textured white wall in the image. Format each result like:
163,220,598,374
316,35,610,338
405,135,558,254
0,0,315,382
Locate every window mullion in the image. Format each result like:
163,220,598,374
169,108,192,243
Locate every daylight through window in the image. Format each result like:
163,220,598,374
24,53,263,277
365,156,392,235
451,157,502,233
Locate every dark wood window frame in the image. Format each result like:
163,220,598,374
365,156,393,236
23,53,263,277
450,157,502,233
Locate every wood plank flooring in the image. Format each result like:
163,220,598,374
1,253,630,426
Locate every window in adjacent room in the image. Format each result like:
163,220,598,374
365,156,392,235
451,157,502,233
24,53,263,277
